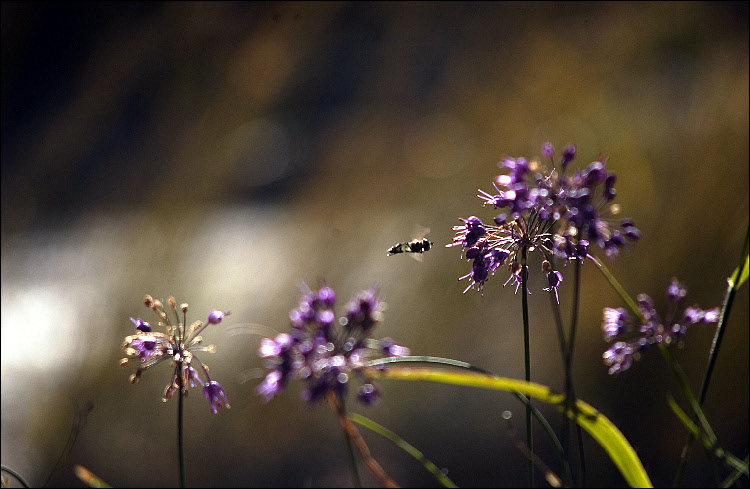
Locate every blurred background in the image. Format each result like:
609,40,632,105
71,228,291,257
2,1,748,487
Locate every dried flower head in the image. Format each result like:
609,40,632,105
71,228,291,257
257,283,409,405
602,278,720,374
121,295,231,413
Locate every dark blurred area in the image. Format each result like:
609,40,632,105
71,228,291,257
2,1,748,487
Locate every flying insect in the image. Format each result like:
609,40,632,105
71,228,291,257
387,237,433,255
387,227,434,260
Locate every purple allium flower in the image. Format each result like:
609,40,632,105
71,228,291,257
257,283,409,406
257,370,284,402
207,310,228,324
560,144,576,171
449,142,639,296
121,295,231,413
448,213,549,297
379,337,410,357
602,307,630,342
601,278,720,374
541,141,555,160
203,381,230,414
357,383,380,405
603,341,634,375
130,317,152,332
556,154,640,260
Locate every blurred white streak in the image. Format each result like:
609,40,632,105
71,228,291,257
225,322,280,338
236,367,266,385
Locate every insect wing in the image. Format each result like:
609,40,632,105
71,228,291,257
410,250,424,262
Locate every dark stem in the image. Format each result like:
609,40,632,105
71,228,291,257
567,258,586,487
178,364,186,489
337,393,361,488
698,227,748,405
43,401,93,487
520,246,533,488
673,226,749,487
549,289,574,487
362,354,573,486
326,391,399,488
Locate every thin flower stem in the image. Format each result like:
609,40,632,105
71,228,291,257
658,344,722,485
335,393,362,488
326,391,398,488
548,288,574,487
178,362,185,489
349,413,458,488
363,354,573,486
673,226,749,487
589,255,644,323
43,401,94,487
520,246,533,488
722,455,750,487
549,284,569,358
371,366,654,488
594,249,736,485
699,226,748,405
568,259,586,487
503,413,564,488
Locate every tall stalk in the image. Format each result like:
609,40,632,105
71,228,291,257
673,227,749,487
177,362,185,489
521,246,533,488
566,258,586,486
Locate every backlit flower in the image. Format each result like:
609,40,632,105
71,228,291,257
257,283,409,405
449,142,639,297
601,278,720,374
121,295,231,413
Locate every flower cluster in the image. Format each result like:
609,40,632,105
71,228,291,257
121,295,231,413
257,284,410,405
448,142,640,296
602,278,720,374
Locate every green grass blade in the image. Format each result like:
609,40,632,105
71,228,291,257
729,253,749,290
365,354,572,486
372,366,653,488
666,393,749,476
349,413,458,488
666,393,701,438
722,456,750,488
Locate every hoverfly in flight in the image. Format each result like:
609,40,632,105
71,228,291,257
387,227,433,261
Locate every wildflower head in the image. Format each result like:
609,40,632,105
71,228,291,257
257,283,409,406
121,294,231,413
555,153,640,260
601,278,720,374
203,381,230,414
448,142,639,297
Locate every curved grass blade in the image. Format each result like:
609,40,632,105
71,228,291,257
349,413,458,488
1,465,31,488
666,394,748,476
368,366,653,488
366,355,573,486
728,252,749,290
